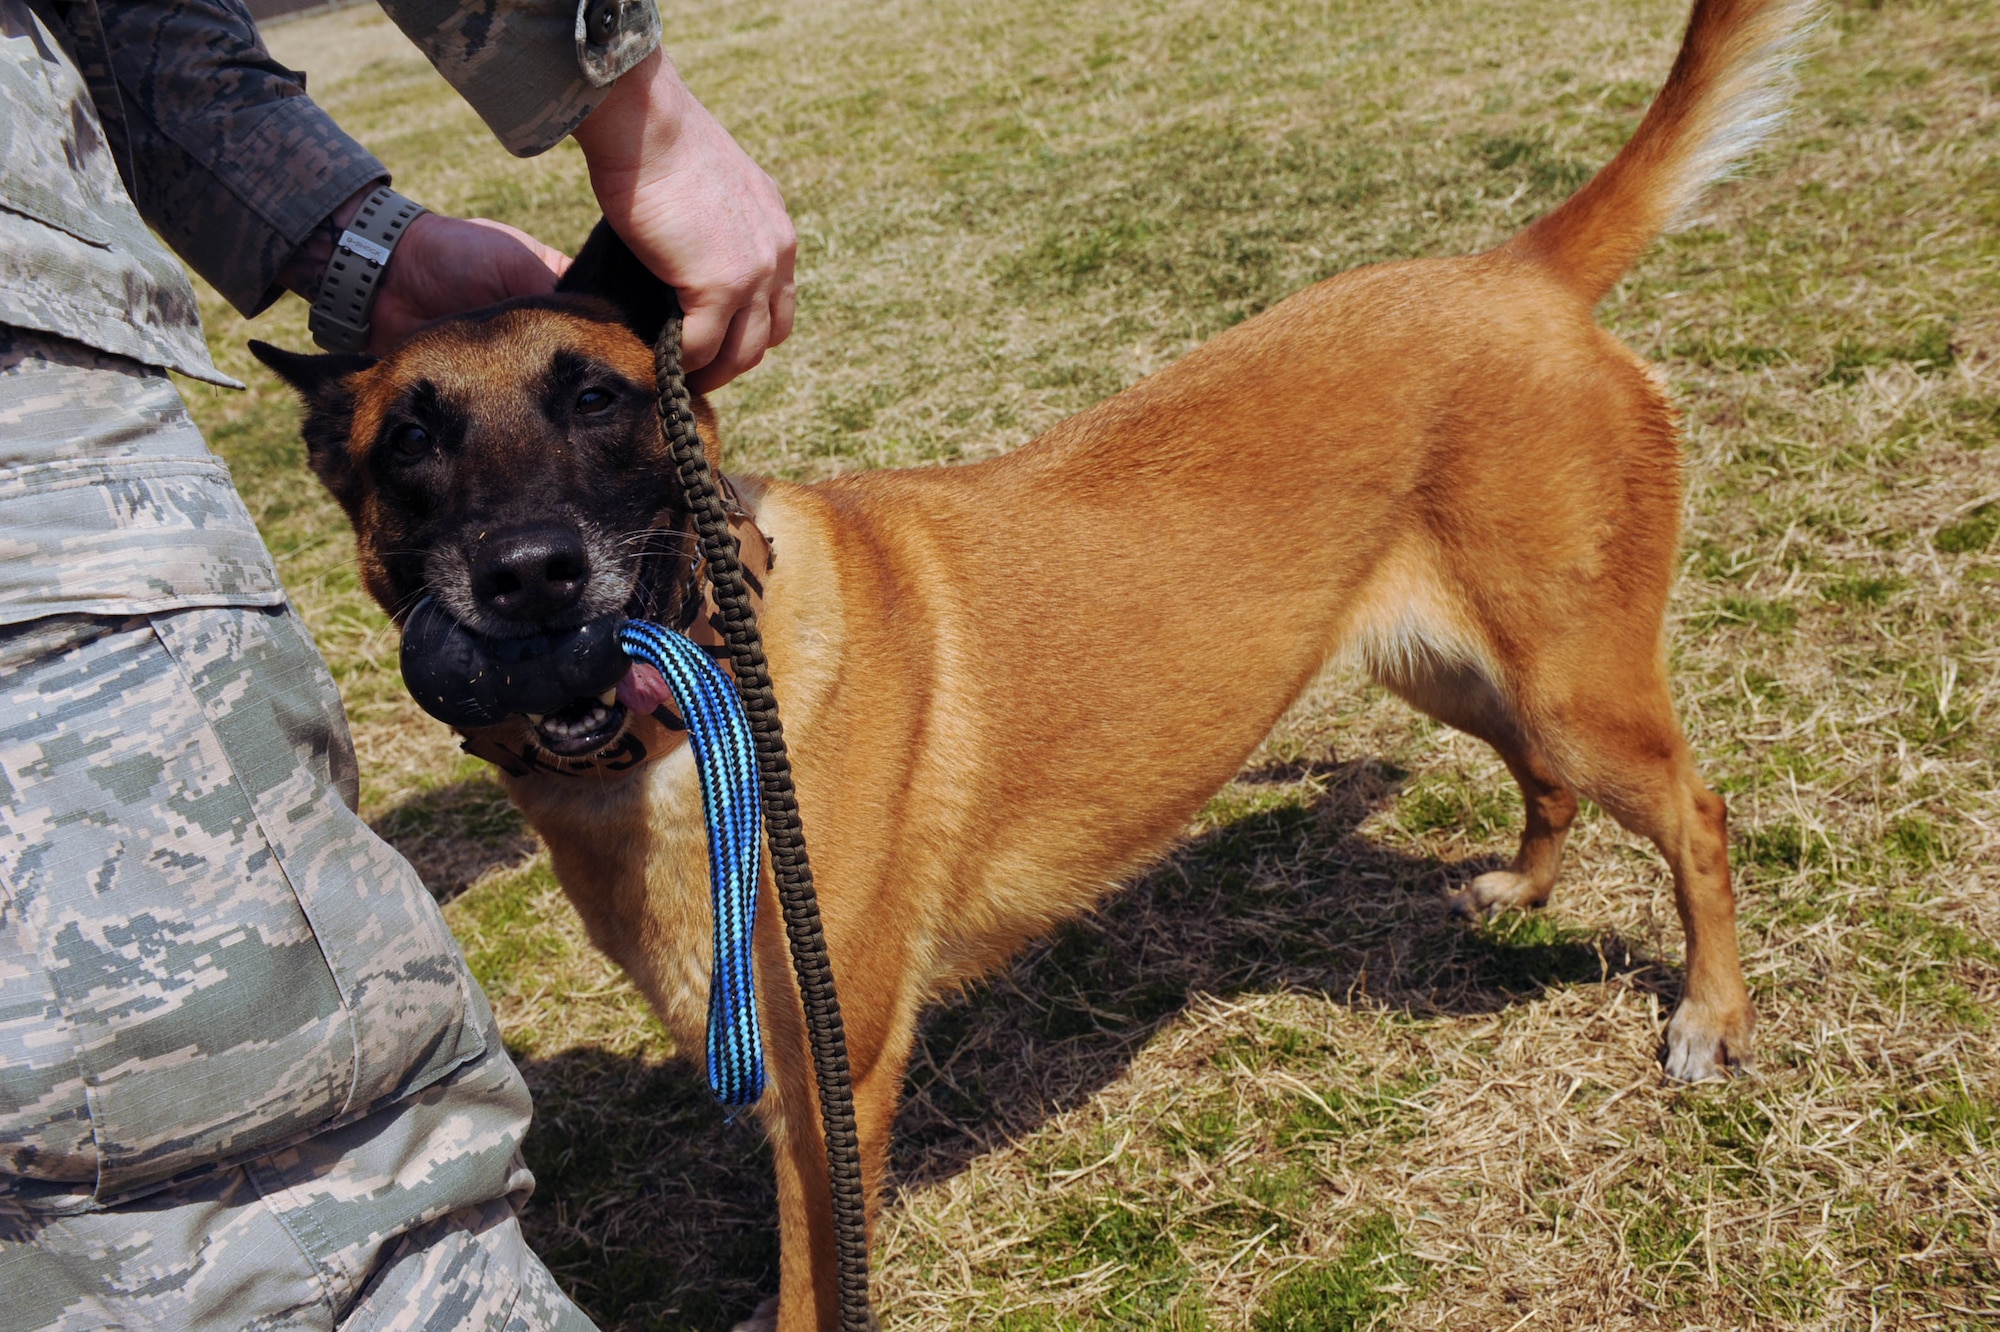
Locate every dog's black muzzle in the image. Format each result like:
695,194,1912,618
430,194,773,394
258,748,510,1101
400,595,630,730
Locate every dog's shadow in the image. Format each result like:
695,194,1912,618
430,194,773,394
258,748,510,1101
888,756,1669,1186
501,756,1674,1330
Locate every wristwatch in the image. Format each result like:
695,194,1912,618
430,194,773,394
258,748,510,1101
308,185,427,353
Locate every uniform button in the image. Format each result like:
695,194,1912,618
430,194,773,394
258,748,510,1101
585,0,621,44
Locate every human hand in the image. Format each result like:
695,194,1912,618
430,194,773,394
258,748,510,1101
572,52,797,392
281,194,571,354
369,214,571,353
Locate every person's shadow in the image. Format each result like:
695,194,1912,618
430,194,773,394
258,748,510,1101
478,756,1669,1330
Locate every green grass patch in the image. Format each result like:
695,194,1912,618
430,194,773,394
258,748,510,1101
1251,1213,1425,1332
1739,819,1826,877
1198,782,1320,832
1476,130,1595,196
1672,338,1791,371
1820,572,1907,606
1822,323,1956,384
1887,1086,2000,1153
994,1301,1213,1332
1687,594,1800,635
1203,1030,1431,1154
1218,1019,1334,1074
1613,1187,1705,1291
1677,1085,1776,1191
1465,911,1607,992
371,764,525,845
1688,537,1760,583
1208,1164,1315,1248
1944,395,2000,449
1915,1088,1999,1151
1935,502,1998,554
1885,814,1948,867
1392,775,1516,840
1160,1097,1247,1160
1270,1071,1430,1152
1749,1246,1833,1323
446,859,574,994
1857,900,2000,1027
1034,1194,1182,1280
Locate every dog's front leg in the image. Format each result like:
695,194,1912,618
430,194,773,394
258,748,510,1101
760,1085,840,1331
750,927,916,1331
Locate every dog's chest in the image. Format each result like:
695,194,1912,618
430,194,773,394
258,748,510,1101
511,747,718,1053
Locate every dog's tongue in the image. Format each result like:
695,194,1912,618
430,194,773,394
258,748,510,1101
616,661,674,715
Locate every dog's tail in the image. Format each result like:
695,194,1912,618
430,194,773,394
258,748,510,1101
1507,0,1816,304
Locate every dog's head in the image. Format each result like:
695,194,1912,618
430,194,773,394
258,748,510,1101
253,223,717,759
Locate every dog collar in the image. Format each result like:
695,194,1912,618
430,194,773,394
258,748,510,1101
453,497,774,783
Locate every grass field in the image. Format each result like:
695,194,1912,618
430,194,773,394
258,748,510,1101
179,0,2000,1326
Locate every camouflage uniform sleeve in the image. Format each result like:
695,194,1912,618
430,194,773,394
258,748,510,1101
374,0,660,158
93,0,390,318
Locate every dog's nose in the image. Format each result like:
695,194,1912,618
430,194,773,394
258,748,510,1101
471,525,591,622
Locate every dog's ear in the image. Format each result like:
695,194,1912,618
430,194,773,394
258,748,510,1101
556,219,679,348
249,339,375,514
250,339,375,407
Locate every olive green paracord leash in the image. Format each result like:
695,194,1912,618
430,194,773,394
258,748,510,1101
651,307,875,1332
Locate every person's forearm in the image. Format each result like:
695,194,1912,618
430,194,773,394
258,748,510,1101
96,0,390,316
570,51,694,200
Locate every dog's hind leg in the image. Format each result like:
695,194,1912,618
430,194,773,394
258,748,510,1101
1523,656,1752,1081
1375,658,1581,918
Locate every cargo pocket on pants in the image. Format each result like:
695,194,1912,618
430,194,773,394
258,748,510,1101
149,606,487,1137
0,605,483,1207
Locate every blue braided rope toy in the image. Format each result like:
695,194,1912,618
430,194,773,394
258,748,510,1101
618,619,766,1106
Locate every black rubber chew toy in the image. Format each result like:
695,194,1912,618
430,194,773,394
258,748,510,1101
399,596,631,728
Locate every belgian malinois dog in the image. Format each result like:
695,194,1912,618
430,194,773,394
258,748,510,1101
255,1,1810,1323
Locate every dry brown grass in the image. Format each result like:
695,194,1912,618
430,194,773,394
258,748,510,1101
173,0,2000,1325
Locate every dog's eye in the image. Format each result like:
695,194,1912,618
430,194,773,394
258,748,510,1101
388,423,431,458
575,388,614,416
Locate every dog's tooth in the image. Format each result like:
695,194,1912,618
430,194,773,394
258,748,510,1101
598,689,617,707
527,713,546,725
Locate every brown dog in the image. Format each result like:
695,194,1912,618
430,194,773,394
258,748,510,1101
255,0,1808,1323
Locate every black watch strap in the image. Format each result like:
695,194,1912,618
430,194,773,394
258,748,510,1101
308,185,426,353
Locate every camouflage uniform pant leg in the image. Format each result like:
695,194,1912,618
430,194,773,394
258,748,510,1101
0,607,597,1330
0,603,493,1205
1,1005,595,1331
336,1195,598,1332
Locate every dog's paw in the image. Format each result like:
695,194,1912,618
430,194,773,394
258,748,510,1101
1662,1003,1755,1082
1447,869,1547,920
729,1296,779,1332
